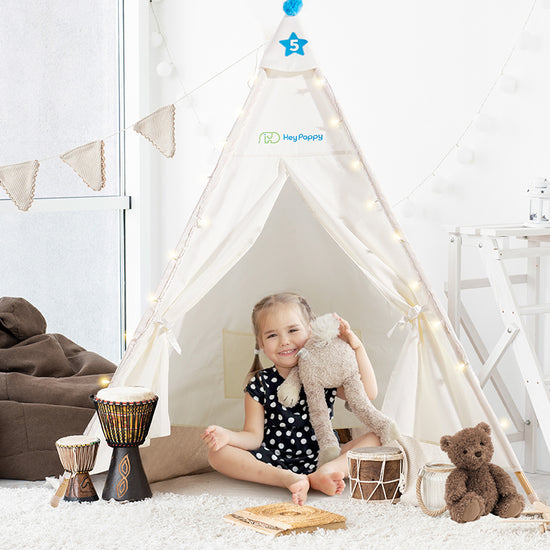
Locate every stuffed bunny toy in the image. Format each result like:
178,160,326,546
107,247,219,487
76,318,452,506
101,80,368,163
277,313,399,466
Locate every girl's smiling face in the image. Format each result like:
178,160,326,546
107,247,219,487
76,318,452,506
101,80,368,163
258,303,311,375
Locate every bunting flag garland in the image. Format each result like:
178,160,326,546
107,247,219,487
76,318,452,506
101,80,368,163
133,104,176,158
0,160,40,211
60,140,106,191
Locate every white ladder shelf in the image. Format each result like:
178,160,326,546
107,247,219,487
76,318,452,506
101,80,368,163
447,224,550,472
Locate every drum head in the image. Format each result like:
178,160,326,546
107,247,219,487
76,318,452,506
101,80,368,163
347,446,402,461
56,435,100,447
96,386,156,403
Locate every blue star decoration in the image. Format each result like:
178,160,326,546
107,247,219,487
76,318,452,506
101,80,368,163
279,32,308,57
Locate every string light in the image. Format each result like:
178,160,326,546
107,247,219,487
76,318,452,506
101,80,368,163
393,0,538,208
365,199,379,210
197,217,211,229
457,362,467,372
314,76,325,87
148,1,266,152
147,293,159,304
351,159,362,171
168,249,179,260
329,117,341,127
430,320,442,330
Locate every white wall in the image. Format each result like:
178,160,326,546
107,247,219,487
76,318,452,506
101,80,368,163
139,1,550,471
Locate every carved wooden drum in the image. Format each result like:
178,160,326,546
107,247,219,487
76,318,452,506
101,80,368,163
347,446,403,502
55,435,100,502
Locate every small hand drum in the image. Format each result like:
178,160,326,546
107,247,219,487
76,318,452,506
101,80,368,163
92,386,158,502
347,446,403,503
55,435,100,503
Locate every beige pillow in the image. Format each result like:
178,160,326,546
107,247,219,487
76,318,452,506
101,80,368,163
141,426,212,483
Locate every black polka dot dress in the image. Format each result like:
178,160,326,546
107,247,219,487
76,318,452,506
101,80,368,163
245,366,337,474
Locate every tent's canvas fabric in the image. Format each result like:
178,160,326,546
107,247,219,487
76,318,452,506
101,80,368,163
87,14,524,478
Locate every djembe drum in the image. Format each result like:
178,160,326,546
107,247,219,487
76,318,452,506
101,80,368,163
347,446,403,503
92,386,158,502
55,435,100,503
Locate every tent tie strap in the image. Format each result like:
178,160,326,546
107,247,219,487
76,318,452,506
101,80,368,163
153,316,182,354
386,304,424,338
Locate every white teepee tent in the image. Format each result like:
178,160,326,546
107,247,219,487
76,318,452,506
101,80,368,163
87,11,533,497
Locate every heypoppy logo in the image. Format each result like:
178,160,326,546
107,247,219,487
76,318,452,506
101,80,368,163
258,131,281,144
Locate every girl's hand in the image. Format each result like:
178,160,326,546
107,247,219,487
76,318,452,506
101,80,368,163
201,425,230,451
333,313,362,351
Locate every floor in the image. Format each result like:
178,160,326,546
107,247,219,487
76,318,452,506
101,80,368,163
2,468,550,507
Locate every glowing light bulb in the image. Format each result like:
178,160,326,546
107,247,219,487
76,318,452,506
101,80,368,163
457,362,467,373
351,159,361,171
499,417,511,430
408,280,421,291
198,217,211,229
329,117,341,127
148,293,159,304
430,320,442,330
98,376,111,388
314,77,325,87
365,199,378,210
248,74,258,87
393,231,403,241
168,249,178,260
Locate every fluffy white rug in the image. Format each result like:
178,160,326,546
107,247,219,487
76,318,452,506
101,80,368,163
0,483,548,550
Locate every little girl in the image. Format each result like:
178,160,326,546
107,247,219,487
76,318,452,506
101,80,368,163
201,292,381,505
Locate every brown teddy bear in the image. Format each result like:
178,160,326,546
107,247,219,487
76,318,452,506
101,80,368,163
440,422,525,523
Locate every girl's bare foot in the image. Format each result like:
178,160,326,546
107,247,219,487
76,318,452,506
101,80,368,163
288,475,310,506
308,467,345,496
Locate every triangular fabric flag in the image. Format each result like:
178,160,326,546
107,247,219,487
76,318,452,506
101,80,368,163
0,160,40,211
133,104,176,158
60,140,106,191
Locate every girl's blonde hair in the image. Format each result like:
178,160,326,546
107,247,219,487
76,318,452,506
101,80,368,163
245,292,315,386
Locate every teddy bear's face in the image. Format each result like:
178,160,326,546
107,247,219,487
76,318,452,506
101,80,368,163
440,423,494,470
